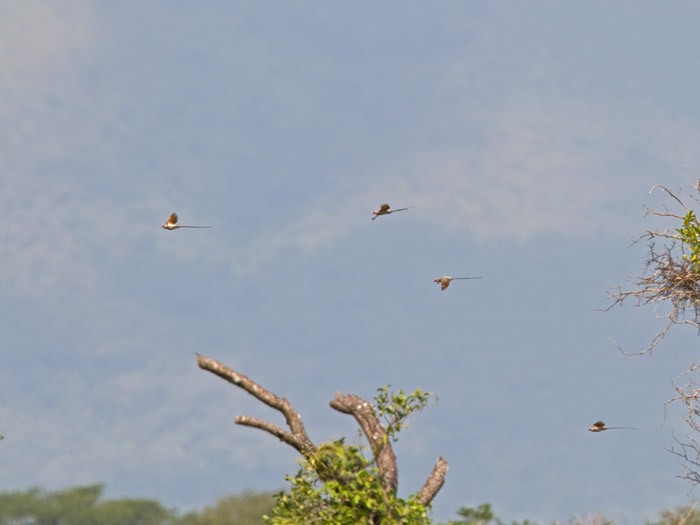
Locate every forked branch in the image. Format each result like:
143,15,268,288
196,353,316,456
196,353,448,506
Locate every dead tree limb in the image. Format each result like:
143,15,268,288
330,392,398,493
196,353,315,456
417,456,449,507
196,353,448,506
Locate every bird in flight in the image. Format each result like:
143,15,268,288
161,212,212,230
371,203,413,220
588,421,639,432
433,276,482,291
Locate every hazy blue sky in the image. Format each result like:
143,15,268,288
3,2,700,523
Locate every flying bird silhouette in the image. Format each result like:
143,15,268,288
161,213,212,230
371,203,413,220
433,276,482,291
588,421,639,432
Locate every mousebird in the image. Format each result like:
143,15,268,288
588,421,639,432
161,213,212,230
371,203,413,220
434,276,482,291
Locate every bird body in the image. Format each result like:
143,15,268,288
371,203,412,220
434,275,482,291
161,213,212,230
588,421,639,432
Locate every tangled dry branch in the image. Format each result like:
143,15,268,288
608,185,700,354
611,182,700,488
666,364,700,486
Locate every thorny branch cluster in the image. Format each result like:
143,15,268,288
608,184,700,354
666,363,700,486
609,183,700,486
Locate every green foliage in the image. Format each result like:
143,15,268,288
446,502,540,525
449,503,500,524
178,491,275,525
676,210,700,270
0,485,276,525
265,387,436,525
90,497,176,525
446,503,619,525
0,484,175,525
650,505,700,525
374,385,434,442
8,487,700,525
265,440,430,525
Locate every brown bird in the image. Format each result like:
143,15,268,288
371,203,412,220
434,276,482,291
161,212,212,230
588,421,639,432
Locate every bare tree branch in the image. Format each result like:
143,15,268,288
330,392,399,493
417,456,448,507
611,181,700,488
197,353,448,507
649,183,690,211
664,363,700,488
598,175,700,501
607,235,700,355
196,353,316,456
234,415,299,449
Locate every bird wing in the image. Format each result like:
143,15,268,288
167,213,178,225
379,203,391,212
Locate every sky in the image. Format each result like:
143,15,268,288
3,2,700,523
